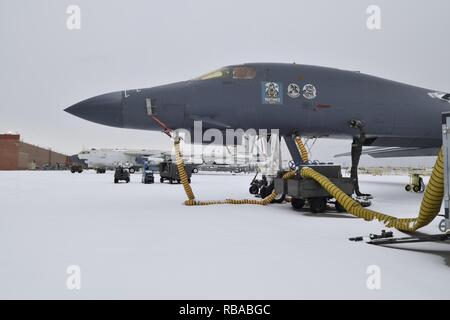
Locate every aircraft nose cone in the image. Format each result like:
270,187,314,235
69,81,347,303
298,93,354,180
65,92,124,128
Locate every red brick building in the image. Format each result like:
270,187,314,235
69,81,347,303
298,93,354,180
0,134,69,170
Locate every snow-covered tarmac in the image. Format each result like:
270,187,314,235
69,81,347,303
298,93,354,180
0,170,449,299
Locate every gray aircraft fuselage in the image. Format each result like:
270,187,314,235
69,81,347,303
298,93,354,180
65,63,450,148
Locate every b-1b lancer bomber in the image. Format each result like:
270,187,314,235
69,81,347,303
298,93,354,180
65,63,450,195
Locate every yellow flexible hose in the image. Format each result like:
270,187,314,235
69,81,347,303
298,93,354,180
295,136,309,163
173,135,443,232
300,148,444,232
173,137,302,206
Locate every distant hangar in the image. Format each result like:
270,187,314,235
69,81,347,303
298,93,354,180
0,133,70,170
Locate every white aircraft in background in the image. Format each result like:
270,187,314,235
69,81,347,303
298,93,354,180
78,148,167,173
77,140,270,174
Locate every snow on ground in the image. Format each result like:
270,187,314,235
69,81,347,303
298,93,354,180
0,170,449,299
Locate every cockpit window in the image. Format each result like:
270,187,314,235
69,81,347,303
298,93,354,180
197,66,256,80
232,66,256,79
198,68,232,80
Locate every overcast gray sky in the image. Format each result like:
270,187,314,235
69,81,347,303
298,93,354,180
1,0,449,166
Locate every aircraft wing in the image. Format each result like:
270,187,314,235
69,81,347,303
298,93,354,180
334,147,440,158
123,150,166,157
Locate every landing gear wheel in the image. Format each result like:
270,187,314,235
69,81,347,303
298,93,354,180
309,198,327,213
413,185,420,193
291,198,305,210
335,202,347,213
405,185,412,192
249,184,259,195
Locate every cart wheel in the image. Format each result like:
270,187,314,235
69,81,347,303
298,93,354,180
249,183,259,195
405,185,411,192
288,160,296,170
114,179,118,184
335,202,347,213
126,178,130,183
291,198,305,210
272,193,286,204
129,167,135,174
160,177,164,183
169,178,173,184
309,198,327,213
413,185,420,193
192,168,199,174
439,219,447,232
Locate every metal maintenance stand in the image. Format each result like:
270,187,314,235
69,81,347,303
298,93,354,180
440,112,450,232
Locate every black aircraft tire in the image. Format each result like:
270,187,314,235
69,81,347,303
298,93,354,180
291,198,305,210
413,185,420,193
249,184,259,195
405,185,411,192
309,198,327,213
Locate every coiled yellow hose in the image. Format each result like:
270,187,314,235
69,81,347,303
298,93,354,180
300,148,444,232
173,137,301,206
173,135,443,232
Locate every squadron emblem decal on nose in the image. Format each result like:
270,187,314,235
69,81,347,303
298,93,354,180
287,83,301,98
302,84,317,100
262,82,283,105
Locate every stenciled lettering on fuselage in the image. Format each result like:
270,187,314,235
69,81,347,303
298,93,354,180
261,81,283,105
